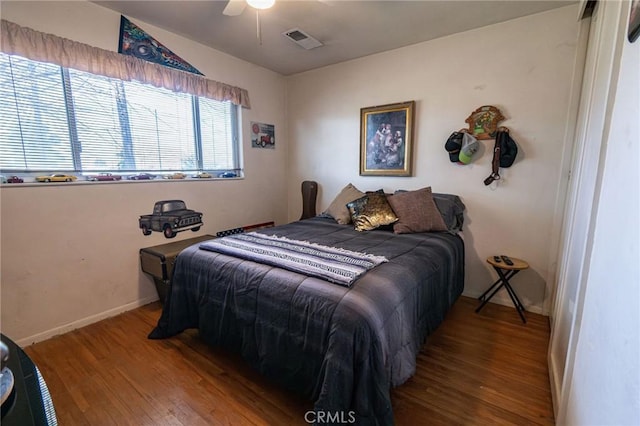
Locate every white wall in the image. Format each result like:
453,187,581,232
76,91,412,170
0,1,289,345
558,0,640,423
286,5,583,314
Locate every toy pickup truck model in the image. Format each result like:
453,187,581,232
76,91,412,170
139,200,203,238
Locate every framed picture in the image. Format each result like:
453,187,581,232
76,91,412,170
629,0,640,43
251,121,275,149
360,101,415,176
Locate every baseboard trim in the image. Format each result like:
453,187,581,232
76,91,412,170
462,289,545,315
16,295,159,347
548,352,562,420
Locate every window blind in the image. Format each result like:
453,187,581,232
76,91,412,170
0,54,74,170
0,52,241,176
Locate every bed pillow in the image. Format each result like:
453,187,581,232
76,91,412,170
347,190,398,231
387,187,448,234
432,193,466,233
323,183,366,224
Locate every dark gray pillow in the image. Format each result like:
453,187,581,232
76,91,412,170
432,193,466,233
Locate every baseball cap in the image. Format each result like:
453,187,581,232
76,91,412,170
458,133,479,164
444,132,464,163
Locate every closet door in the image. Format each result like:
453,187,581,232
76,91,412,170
547,0,624,418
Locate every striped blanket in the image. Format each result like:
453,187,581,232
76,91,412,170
199,232,388,286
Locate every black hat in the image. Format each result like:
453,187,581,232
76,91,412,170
498,131,518,168
445,132,464,163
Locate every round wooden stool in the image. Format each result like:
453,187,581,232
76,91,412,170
476,256,529,323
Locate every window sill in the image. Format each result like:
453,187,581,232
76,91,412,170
0,176,244,188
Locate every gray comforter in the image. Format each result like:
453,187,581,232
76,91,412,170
149,217,464,425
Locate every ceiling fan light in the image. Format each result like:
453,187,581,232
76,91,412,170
246,0,275,10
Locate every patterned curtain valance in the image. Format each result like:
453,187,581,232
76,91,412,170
0,19,251,108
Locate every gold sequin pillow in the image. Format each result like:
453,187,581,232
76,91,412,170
346,190,398,231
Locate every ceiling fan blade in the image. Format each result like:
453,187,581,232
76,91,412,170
223,0,246,16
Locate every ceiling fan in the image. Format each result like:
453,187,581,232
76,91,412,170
222,0,324,49
222,0,275,44
223,0,275,17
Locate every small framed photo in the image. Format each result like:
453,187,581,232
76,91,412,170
251,122,275,149
360,101,415,176
629,0,640,43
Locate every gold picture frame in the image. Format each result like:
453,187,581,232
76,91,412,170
360,101,415,176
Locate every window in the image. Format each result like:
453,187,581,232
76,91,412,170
0,53,240,177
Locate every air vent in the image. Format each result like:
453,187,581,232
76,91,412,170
282,28,323,50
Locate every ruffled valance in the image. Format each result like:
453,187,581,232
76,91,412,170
1,19,251,108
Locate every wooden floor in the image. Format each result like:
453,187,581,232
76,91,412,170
25,297,554,425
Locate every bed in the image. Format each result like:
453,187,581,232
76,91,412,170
149,192,465,425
